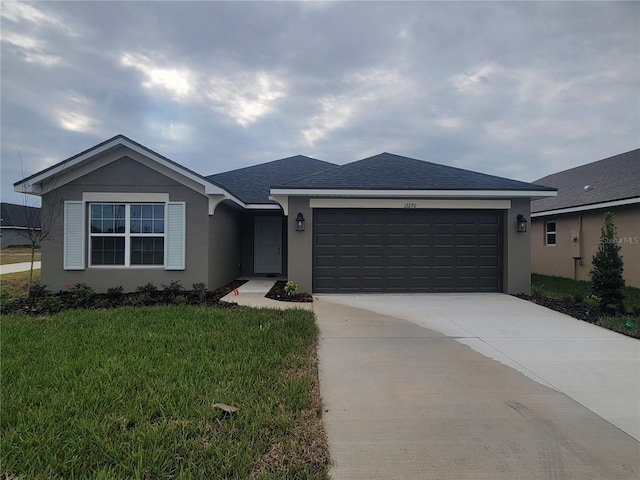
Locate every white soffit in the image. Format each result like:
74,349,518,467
271,188,556,198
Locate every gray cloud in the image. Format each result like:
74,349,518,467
2,1,638,205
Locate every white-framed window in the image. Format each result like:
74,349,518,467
64,198,185,271
545,220,556,246
89,203,165,266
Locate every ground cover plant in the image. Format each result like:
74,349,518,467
528,273,640,339
1,306,330,479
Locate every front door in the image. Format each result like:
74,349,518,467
254,216,282,274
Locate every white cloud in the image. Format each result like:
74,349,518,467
453,65,496,93
55,94,97,133
303,96,354,145
206,72,286,126
1,1,79,36
121,53,195,100
435,117,462,128
2,32,62,66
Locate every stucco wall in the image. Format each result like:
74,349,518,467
208,203,241,289
532,205,640,287
41,156,209,292
503,198,532,295
287,196,313,293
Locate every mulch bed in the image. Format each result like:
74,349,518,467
265,281,313,303
3,279,248,316
515,294,600,324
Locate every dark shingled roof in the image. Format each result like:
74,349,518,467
1,203,40,229
274,152,556,192
207,155,336,204
532,149,640,213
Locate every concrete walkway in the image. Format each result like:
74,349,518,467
0,261,41,275
315,294,639,479
220,278,312,310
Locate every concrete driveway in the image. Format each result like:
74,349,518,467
315,294,639,480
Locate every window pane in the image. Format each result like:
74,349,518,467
154,205,164,219
91,204,102,219
142,220,153,233
130,219,141,234
154,220,164,234
131,237,164,265
142,205,153,218
91,237,125,265
131,204,141,219
91,220,102,233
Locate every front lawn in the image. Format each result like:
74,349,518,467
1,306,329,479
0,247,41,265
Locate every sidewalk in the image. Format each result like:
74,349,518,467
0,261,41,275
220,278,313,310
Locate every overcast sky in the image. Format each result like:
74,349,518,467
2,1,638,205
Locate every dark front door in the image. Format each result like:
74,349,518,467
313,209,502,293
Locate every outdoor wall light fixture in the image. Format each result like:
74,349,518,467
516,214,528,233
295,213,305,232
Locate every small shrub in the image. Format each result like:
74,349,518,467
70,283,95,307
106,286,124,299
284,280,299,296
38,296,63,314
584,294,601,312
172,295,188,305
29,283,50,299
162,280,184,295
191,283,208,303
136,283,158,295
573,293,584,303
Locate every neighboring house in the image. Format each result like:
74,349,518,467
0,202,40,249
14,135,555,294
531,149,640,288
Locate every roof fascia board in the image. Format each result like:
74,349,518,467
270,188,557,198
531,197,640,218
14,137,226,196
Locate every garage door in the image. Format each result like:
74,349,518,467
313,209,502,293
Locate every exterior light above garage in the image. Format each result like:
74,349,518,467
295,213,305,232
516,214,528,233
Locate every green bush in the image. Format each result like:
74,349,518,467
590,212,625,312
584,294,601,312
284,280,299,296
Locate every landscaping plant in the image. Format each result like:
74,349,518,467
590,212,625,313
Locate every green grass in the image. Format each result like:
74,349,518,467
0,269,40,298
597,316,640,338
532,273,640,312
1,306,329,479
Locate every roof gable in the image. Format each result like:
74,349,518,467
532,149,640,214
14,135,227,197
274,152,556,193
1,203,40,229
207,155,336,204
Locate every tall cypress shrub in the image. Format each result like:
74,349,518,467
590,212,625,312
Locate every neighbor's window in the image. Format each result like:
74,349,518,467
545,220,556,246
90,203,165,266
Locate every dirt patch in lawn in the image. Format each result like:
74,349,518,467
265,280,313,303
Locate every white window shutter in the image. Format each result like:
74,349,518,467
165,202,186,270
64,201,85,270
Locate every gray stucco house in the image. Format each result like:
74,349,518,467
14,135,555,294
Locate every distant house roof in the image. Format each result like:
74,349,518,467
531,149,640,215
207,155,336,204
272,152,556,195
1,203,40,229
